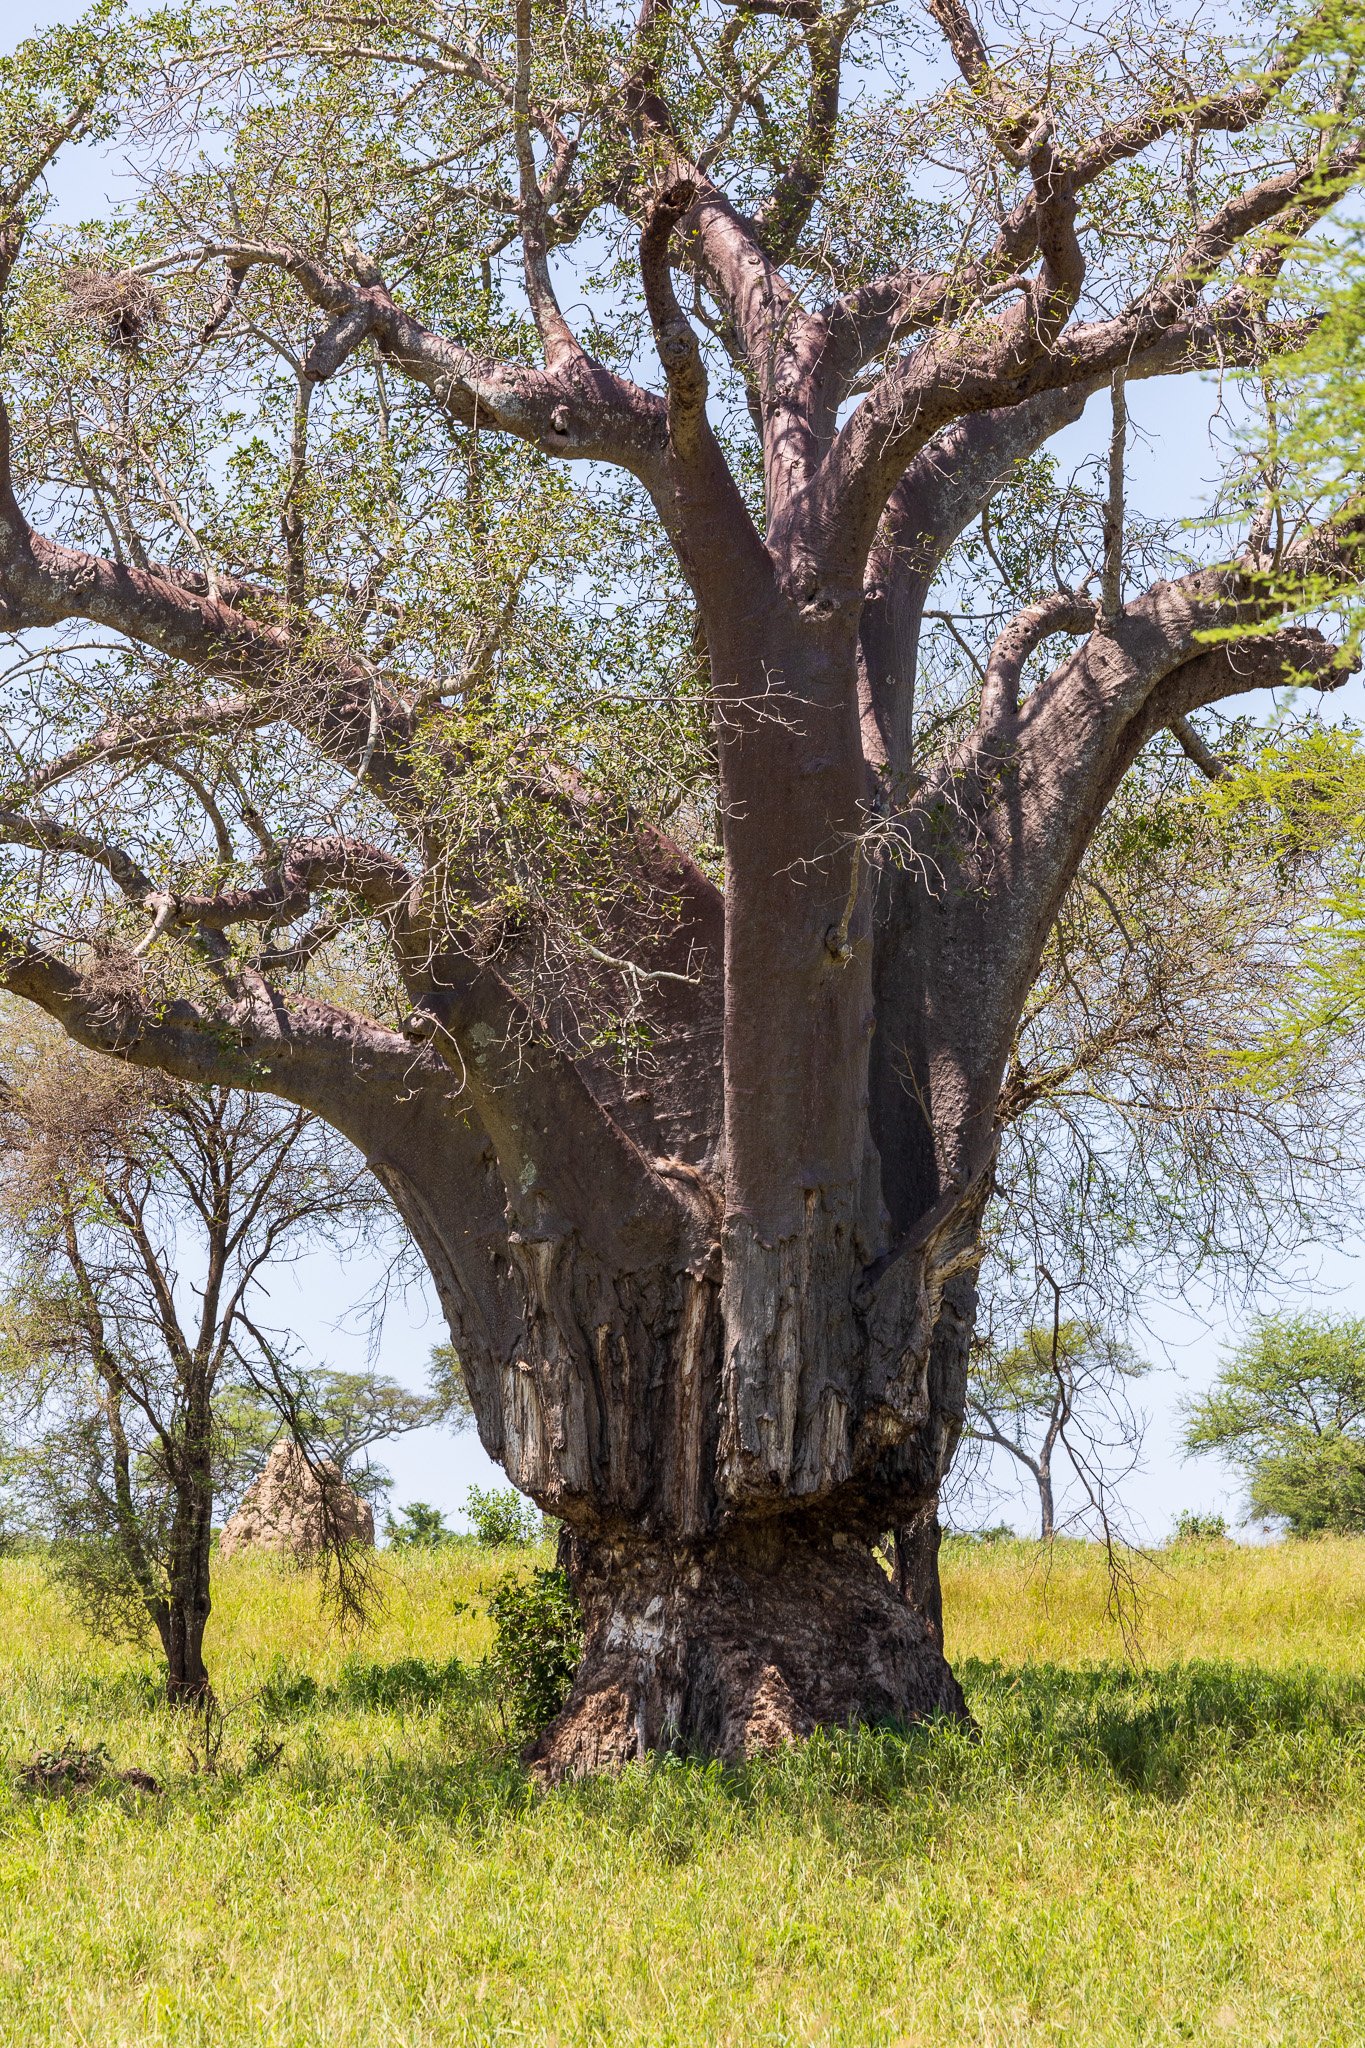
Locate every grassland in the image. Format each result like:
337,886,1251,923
1,1535,1363,2047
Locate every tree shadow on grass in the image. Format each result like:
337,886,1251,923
956,1657,1365,1798
259,1652,478,1717
21,1655,1365,1842
255,1653,1365,1819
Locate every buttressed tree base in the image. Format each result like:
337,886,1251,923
0,0,1360,1775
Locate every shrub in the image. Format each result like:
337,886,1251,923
1171,1510,1229,1544
943,1523,1018,1547
384,1501,457,1550
486,1567,582,1740
465,1485,542,1547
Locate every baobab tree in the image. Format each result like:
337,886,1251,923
0,0,1361,1773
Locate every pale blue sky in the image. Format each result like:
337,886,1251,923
8,0,1365,1543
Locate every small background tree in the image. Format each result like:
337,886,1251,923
0,1020,379,1700
384,1500,457,1550
1183,1314,1365,1535
464,1485,543,1548
956,1295,1148,1542
226,1364,459,1511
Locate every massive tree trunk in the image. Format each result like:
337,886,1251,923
527,1523,965,1777
374,1099,972,1774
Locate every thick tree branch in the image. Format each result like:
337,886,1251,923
905,600,1348,1186
0,922,536,1377
1169,712,1229,780
404,956,702,1270
858,385,1093,777
979,591,1097,731
153,240,670,480
0,775,703,1267
150,837,414,936
871,487,1359,1239
0,805,155,902
1098,371,1127,631
753,3,859,263
807,213,1347,589
621,9,827,475
640,181,709,454
0,399,416,804
512,0,583,371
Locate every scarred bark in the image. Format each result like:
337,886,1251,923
527,1521,966,1778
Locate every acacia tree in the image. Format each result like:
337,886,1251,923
1184,1313,1365,1533
227,1364,459,1506
0,0,1362,1773
962,1312,1146,1541
0,1024,372,1702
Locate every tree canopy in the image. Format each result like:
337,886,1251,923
1184,1312,1365,1535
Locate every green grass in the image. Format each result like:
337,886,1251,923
2,1538,1364,2046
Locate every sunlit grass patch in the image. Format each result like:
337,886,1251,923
0,1539,1362,2045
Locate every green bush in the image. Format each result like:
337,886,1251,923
1171,1510,1229,1544
486,1566,582,1739
944,1523,1018,1547
384,1501,457,1550
465,1485,541,1547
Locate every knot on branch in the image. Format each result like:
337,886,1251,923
643,178,699,240
401,1002,442,1042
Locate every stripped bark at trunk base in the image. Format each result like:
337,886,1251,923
525,1521,969,1782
